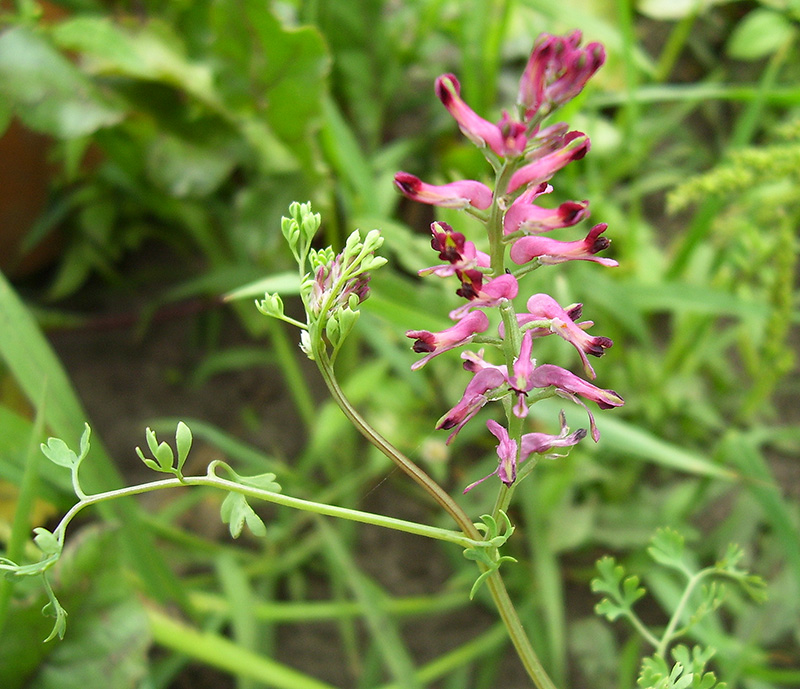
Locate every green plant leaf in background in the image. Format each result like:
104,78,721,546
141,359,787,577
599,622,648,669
726,8,798,61
207,1,330,172
0,270,189,610
0,26,125,138
0,527,149,689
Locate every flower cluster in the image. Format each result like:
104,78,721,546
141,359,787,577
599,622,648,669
394,31,622,491
257,202,386,361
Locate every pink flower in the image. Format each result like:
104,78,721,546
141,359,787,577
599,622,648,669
510,223,618,267
436,368,507,443
450,273,519,319
436,74,528,157
419,222,490,278
464,412,586,492
504,183,590,236
463,419,518,491
520,293,613,378
394,172,493,210
518,31,606,120
520,411,587,457
528,364,623,441
507,131,590,194
507,329,536,418
530,364,622,408
406,311,490,370
460,331,538,419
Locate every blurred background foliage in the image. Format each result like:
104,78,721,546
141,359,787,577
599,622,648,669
0,1,799,688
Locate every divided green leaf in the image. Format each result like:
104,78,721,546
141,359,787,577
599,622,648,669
220,493,267,539
592,556,646,621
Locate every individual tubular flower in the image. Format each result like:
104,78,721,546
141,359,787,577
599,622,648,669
530,364,623,408
521,293,613,378
436,74,528,158
450,273,519,318
503,183,590,236
518,31,606,120
506,329,537,418
520,410,587,457
510,223,618,267
507,131,590,194
420,222,490,278
406,311,490,370
464,412,586,492
463,420,518,492
528,363,623,441
394,172,493,210
436,367,507,443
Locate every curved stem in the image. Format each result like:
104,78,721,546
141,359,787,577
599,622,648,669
314,348,558,689
316,348,482,539
657,568,706,657
46,474,479,553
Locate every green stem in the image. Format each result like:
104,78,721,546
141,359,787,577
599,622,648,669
486,162,515,277
313,348,558,689
315,348,481,536
485,571,558,689
657,568,706,657
491,482,515,524
44,473,479,553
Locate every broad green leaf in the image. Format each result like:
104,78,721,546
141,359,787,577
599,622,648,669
0,27,124,137
145,132,237,198
238,2,329,168
52,17,215,102
208,2,328,171
726,9,797,61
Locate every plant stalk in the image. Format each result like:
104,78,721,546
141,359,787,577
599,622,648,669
315,349,558,689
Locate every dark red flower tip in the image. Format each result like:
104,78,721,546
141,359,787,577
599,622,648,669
394,172,421,195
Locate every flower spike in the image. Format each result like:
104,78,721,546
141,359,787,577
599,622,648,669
396,31,621,484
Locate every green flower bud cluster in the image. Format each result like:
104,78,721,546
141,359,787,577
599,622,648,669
259,202,387,361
